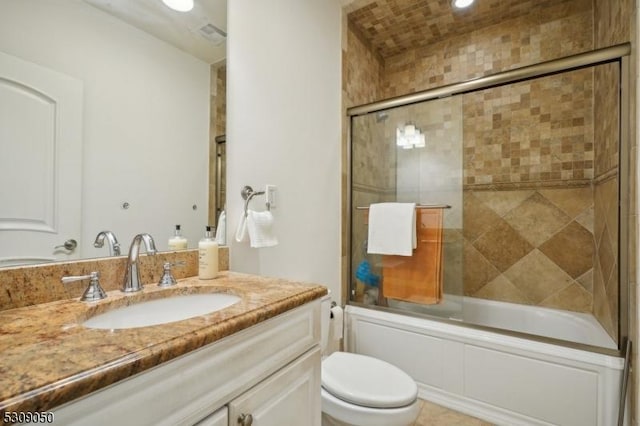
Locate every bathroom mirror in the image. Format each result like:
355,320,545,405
0,0,227,267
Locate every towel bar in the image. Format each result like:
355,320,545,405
356,204,451,210
241,185,269,217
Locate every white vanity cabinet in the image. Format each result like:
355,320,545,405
51,300,321,426
228,347,320,426
194,407,228,426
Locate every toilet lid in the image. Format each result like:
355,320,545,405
321,352,417,409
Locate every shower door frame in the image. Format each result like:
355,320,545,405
346,43,632,357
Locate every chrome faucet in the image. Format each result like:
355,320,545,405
122,233,157,293
94,231,121,256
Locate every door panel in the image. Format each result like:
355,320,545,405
0,51,83,266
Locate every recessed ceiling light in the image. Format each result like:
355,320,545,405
162,0,194,12
452,0,475,9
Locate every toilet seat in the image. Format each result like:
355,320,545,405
322,352,418,408
321,387,420,426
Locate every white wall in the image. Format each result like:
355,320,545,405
227,0,342,300
0,0,209,256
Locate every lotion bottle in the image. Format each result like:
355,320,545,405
198,225,218,279
168,224,188,250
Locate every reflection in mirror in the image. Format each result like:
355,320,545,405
0,0,227,268
209,64,227,231
211,134,227,228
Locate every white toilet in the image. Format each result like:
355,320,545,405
320,295,421,426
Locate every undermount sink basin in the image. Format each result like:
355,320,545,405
83,294,241,330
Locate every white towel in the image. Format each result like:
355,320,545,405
215,211,226,245
367,202,416,256
246,210,278,248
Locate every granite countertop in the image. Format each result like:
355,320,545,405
0,271,327,415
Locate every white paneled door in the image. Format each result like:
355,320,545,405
0,51,83,267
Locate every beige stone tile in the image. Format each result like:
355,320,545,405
474,275,532,305
504,250,573,304
629,214,638,291
605,260,619,334
539,186,593,218
471,189,534,217
575,205,595,234
539,221,594,279
444,203,463,229
597,224,616,285
472,219,534,272
414,400,493,426
576,268,594,293
593,270,616,341
463,240,500,295
445,228,464,243
417,399,447,418
593,254,604,297
539,282,593,313
504,192,572,247
463,192,502,242
630,282,637,362
594,181,608,247
444,240,464,296
630,146,637,214
419,412,480,426
602,177,619,245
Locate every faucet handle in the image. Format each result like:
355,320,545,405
61,271,107,302
158,261,186,287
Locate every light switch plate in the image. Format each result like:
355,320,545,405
266,185,277,209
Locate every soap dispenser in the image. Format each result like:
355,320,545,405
198,226,219,279
168,224,188,250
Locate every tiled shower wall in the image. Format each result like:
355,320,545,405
591,0,632,341
350,110,395,301
215,65,226,137
346,0,599,310
462,69,594,185
350,98,465,305
394,99,465,304
463,187,594,311
381,0,593,99
344,20,386,302
461,69,597,315
344,0,632,341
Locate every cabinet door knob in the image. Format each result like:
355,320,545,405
238,413,253,426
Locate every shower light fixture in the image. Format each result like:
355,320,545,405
396,124,425,149
162,0,194,12
452,0,475,9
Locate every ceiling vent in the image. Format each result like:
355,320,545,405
199,23,226,46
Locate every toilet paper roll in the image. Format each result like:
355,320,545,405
330,305,343,339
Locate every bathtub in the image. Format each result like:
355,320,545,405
345,300,625,426
386,296,618,349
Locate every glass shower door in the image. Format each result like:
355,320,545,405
350,96,464,321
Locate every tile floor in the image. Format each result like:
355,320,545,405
413,399,494,426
